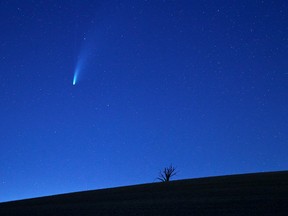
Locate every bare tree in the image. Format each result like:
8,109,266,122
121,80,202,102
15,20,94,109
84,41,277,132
157,165,177,182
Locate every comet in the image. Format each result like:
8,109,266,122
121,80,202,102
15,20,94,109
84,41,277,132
73,67,79,85
72,57,83,86
72,30,97,85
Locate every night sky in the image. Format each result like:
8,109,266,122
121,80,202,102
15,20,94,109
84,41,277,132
1,0,288,202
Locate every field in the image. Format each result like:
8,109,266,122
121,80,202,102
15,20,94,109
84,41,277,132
1,171,287,215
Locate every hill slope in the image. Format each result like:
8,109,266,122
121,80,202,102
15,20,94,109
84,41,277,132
1,171,288,215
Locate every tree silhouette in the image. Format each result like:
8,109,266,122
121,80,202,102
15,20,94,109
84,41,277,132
157,165,177,182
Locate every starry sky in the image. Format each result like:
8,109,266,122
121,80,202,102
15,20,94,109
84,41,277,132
1,0,288,202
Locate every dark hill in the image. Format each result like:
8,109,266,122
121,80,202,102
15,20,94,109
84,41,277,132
1,171,288,215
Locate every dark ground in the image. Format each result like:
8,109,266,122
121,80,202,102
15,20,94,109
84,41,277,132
1,171,288,216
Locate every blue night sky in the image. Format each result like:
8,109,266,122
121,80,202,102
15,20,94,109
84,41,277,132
1,0,288,202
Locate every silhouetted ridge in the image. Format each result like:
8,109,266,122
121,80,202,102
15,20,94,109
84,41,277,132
1,171,288,216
